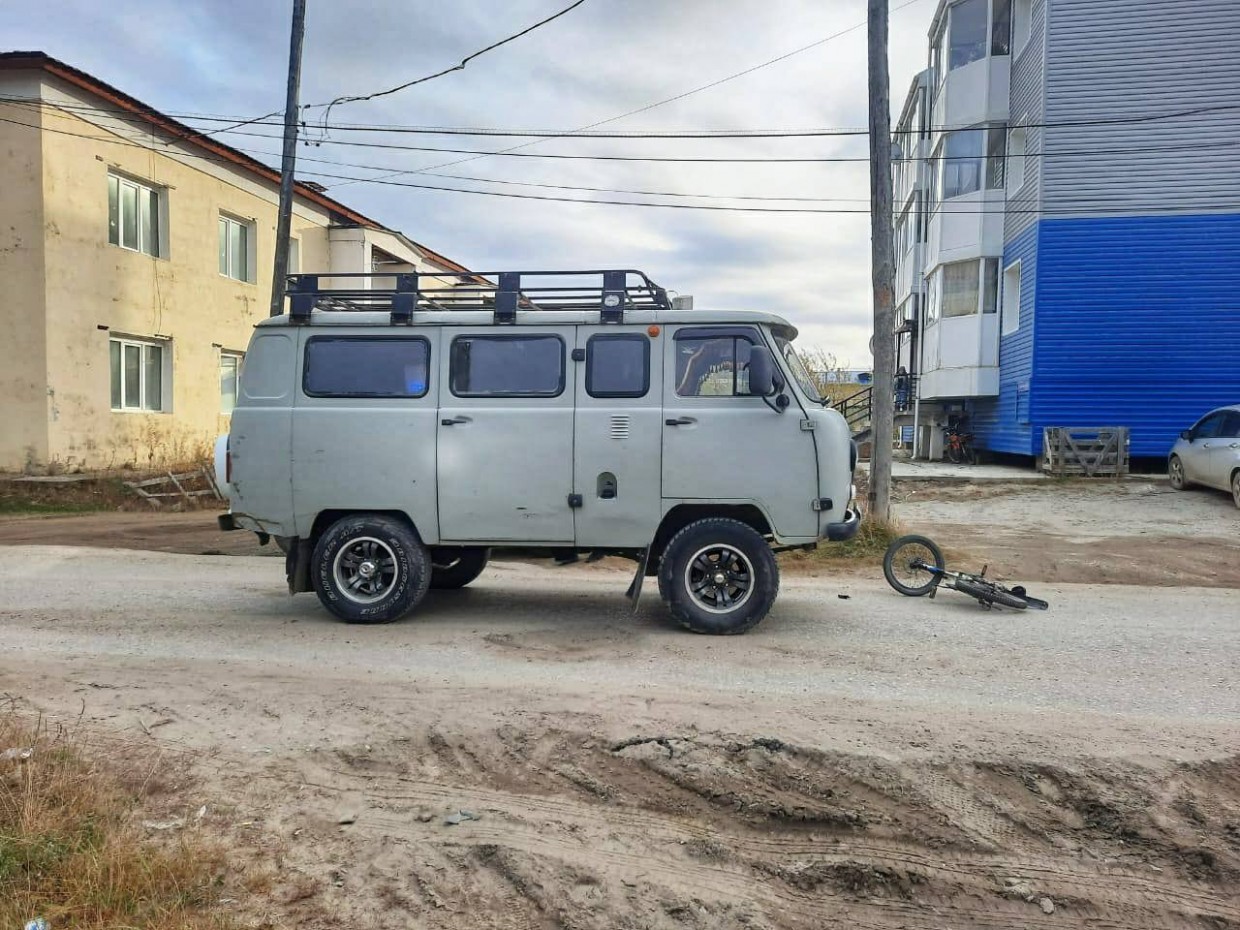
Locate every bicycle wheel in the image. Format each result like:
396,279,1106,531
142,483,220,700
882,535,945,596
946,441,964,464
952,577,1029,609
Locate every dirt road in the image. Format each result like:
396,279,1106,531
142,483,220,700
2,546,1237,929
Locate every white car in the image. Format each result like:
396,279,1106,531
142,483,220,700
1168,405,1240,508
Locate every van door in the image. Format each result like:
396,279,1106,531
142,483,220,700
661,325,819,539
572,326,664,548
436,327,575,542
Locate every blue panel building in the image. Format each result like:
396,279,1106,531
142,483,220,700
893,0,1240,461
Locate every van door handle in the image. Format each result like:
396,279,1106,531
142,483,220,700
665,417,696,426
441,416,471,426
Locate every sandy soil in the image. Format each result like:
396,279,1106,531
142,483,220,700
895,479,1240,587
2,546,1238,930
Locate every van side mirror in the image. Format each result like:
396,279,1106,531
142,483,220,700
746,347,782,397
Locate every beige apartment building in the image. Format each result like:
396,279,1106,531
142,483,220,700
0,51,472,472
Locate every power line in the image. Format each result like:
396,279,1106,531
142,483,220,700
292,164,1240,216
5,94,1240,140
9,109,1227,216
8,109,1240,212
327,0,933,188
313,0,590,119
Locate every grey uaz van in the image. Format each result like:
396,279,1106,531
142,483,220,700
216,270,859,634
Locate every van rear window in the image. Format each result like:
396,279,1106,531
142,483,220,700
303,336,430,397
450,335,564,397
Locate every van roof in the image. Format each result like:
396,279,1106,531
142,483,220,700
256,308,800,340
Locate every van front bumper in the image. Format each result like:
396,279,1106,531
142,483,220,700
822,507,862,542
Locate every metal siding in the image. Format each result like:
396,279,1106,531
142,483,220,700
1032,213,1240,457
972,223,1040,454
1004,0,1048,244
1042,0,1240,216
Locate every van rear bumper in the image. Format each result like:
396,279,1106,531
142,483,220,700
822,508,862,542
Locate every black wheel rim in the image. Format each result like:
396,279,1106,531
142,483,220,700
891,542,937,590
684,544,754,614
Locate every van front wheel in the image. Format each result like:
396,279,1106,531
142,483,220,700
659,518,779,635
312,515,431,624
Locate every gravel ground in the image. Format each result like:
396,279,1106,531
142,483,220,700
2,546,1238,929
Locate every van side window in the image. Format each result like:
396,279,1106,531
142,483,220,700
675,336,754,397
303,336,429,398
586,334,650,398
450,335,564,397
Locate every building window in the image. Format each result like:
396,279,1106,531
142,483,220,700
930,24,945,100
450,335,564,398
109,337,168,411
942,261,981,318
949,0,988,70
107,173,163,257
218,214,254,282
1013,0,1032,54
1002,261,1022,334
924,272,940,324
1007,126,1028,193
220,352,243,414
991,0,1012,55
986,127,1007,189
942,130,985,199
304,337,430,398
983,258,999,313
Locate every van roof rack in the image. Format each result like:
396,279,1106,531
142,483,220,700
286,269,671,326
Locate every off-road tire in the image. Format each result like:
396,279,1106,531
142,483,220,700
658,518,779,635
1168,455,1189,490
429,547,490,589
312,514,430,624
952,577,1029,610
882,534,945,597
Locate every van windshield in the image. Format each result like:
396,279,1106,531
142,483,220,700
775,337,824,404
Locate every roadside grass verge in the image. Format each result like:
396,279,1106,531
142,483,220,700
781,510,905,569
0,712,234,930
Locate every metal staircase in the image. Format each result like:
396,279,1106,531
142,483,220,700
836,378,917,444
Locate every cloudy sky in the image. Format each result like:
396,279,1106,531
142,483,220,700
9,0,937,365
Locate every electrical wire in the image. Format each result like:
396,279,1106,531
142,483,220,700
6,109,1240,214
5,94,1239,140
312,0,590,118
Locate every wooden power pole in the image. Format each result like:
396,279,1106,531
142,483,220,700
270,0,307,317
866,0,896,522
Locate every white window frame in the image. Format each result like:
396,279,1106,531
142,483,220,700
1007,125,1028,194
1012,0,1033,56
219,350,244,415
107,171,164,258
219,213,256,283
1002,260,1022,335
109,336,170,413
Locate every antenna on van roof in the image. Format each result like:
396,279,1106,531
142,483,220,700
285,269,670,326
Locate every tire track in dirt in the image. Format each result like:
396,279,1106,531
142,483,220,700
204,726,1240,929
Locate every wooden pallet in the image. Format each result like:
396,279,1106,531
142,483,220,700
123,468,224,506
1042,427,1130,477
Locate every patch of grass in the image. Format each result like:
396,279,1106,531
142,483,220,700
0,500,106,516
0,713,234,930
782,510,906,567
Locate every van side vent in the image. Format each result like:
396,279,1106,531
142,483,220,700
609,415,631,440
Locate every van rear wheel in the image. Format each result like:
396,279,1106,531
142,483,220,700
429,547,490,589
659,518,779,635
312,515,430,624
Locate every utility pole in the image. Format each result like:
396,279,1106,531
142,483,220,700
866,0,896,522
269,0,307,317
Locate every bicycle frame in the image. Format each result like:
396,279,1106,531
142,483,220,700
907,559,1049,609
